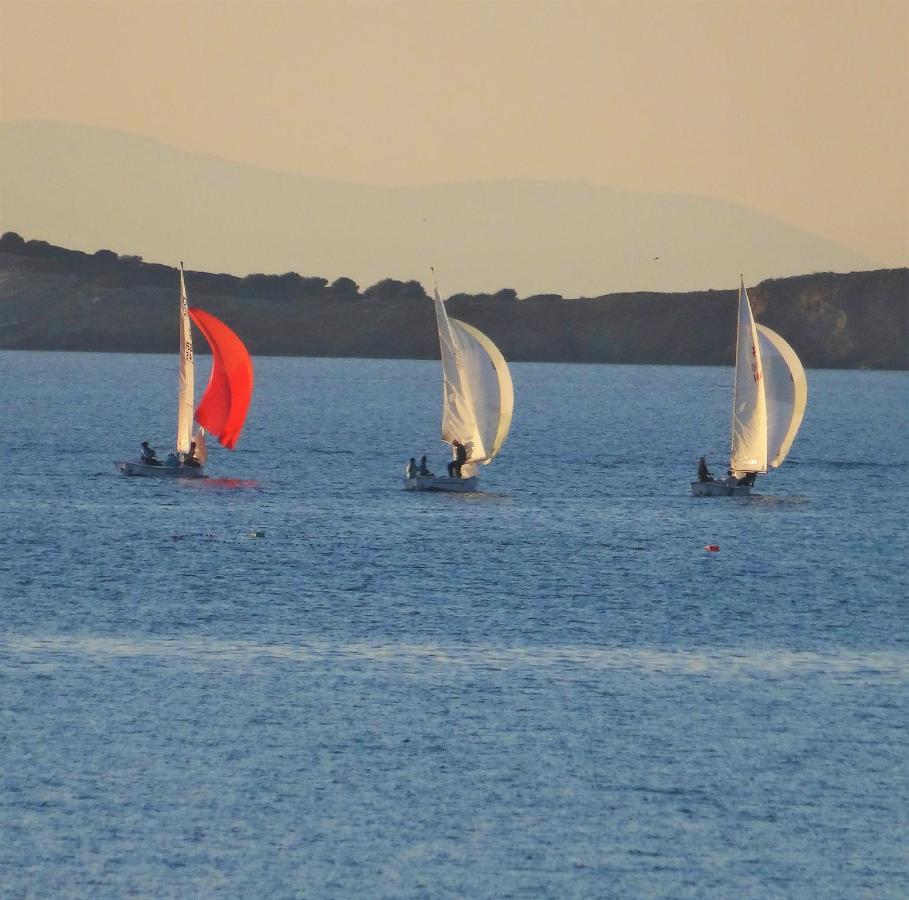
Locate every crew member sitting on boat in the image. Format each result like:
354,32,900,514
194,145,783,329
405,457,419,479
418,455,433,476
447,440,468,478
165,452,179,467
697,456,713,482
140,441,162,465
737,472,757,487
183,441,201,468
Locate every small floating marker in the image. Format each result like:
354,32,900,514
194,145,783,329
249,530,265,538
704,544,720,552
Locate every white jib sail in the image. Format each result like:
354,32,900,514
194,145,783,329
449,318,514,465
176,264,195,455
730,280,768,475
432,273,514,468
192,427,208,465
756,324,807,468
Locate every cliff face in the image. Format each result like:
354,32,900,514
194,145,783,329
0,235,906,369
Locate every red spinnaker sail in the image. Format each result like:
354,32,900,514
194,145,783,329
188,307,254,449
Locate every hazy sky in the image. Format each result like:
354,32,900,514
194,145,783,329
1,0,906,267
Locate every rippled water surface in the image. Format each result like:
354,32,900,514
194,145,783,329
1,352,907,898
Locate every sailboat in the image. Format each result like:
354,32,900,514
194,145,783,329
117,264,254,478
691,277,807,496
404,270,514,492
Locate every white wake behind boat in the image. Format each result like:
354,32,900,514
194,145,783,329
692,278,807,496
404,270,514,492
116,264,254,479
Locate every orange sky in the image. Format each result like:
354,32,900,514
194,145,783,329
1,0,906,266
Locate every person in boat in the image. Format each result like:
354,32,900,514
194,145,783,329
418,455,433,476
139,441,161,465
405,457,419,479
737,471,757,487
447,440,468,478
183,441,201,468
164,452,179,467
697,456,713,482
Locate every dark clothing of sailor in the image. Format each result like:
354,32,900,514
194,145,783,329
140,442,161,465
405,458,419,479
418,455,432,476
447,441,468,478
697,457,712,482
183,442,201,467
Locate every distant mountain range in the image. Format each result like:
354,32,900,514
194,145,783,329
1,234,905,369
0,119,876,297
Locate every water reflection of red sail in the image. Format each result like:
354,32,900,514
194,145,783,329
188,307,254,449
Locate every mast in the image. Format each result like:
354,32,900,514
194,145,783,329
176,263,195,454
727,276,743,470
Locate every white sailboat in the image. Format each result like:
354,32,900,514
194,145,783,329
404,270,514,492
692,278,807,496
117,264,254,479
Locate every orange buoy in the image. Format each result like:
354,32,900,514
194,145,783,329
705,544,720,552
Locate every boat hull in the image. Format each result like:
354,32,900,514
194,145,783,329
690,480,752,497
117,461,207,479
404,475,479,493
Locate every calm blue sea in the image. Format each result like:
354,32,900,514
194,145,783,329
1,351,907,898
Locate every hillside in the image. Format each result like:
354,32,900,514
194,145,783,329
0,234,905,369
0,120,876,297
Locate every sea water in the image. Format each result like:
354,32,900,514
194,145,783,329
1,351,907,898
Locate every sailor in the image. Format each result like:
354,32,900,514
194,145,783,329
165,452,179,467
737,472,757,487
447,440,468,478
418,455,433,476
405,457,419,479
140,441,161,465
183,441,201,468
697,456,713,483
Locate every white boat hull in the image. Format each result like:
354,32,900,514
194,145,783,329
117,461,207,479
404,475,479,493
690,480,752,497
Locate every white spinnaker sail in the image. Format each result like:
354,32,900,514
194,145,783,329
730,280,768,474
176,264,195,455
432,275,513,466
756,324,807,468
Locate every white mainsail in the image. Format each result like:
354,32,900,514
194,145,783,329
432,272,514,468
176,264,195,454
729,279,768,475
756,324,807,468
